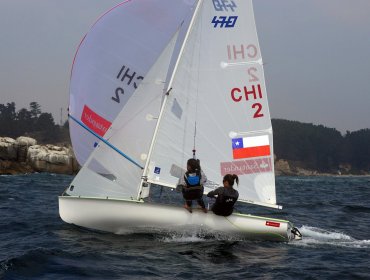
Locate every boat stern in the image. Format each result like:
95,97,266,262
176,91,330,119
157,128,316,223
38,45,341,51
288,222,303,241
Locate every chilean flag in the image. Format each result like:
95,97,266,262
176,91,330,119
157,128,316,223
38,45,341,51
232,135,271,159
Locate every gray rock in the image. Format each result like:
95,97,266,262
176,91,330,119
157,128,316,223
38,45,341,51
15,137,37,162
15,136,37,146
275,159,293,176
0,137,17,160
27,144,76,174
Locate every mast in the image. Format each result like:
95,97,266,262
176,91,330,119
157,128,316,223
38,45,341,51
137,0,204,200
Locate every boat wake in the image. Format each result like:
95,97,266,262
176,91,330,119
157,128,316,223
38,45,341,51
291,225,370,248
157,230,244,243
160,234,209,243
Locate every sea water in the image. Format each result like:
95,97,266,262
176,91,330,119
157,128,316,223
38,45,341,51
0,173,369,279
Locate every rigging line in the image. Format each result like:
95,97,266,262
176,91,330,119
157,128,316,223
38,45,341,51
69,114,144,170
192,122,197,158
193,2,203,158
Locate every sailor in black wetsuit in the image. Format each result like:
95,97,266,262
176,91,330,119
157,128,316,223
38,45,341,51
207,174,239,216
178,158,207,213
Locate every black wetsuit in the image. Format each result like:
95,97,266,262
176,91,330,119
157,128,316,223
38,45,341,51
207,187,239,216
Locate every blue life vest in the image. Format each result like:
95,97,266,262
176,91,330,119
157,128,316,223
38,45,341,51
184,171,201,186
187,175,200,186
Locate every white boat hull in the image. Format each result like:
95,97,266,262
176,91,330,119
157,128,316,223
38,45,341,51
59,196,300,242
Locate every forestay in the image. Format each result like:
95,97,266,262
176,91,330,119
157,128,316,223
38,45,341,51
146,0,279,208
69,0,196,166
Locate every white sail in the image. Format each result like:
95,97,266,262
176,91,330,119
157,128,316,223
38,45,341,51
66,29,181,199
69,0,196,166
146,0,278,208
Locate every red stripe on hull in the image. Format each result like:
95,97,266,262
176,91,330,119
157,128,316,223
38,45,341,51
266,221,281,228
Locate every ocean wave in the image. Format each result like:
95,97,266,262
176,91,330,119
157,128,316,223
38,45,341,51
342,205,370,213
0,248,58,278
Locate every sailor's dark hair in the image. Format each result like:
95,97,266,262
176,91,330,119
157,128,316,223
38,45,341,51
223,174,239,187
187,158,200,172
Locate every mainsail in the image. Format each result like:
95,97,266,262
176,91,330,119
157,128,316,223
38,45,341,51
145,0,278,208
69,0,196,165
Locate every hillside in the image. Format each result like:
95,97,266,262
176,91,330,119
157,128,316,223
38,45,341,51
1,102,369,175
272,119,370,175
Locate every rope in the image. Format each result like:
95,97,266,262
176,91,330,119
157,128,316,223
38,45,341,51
192,7,203,159
192,122,197,159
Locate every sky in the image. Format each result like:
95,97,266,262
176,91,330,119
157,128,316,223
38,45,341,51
0,0,369,133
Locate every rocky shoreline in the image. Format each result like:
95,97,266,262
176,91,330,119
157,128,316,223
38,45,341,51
0,136,79,175
1,136,368,176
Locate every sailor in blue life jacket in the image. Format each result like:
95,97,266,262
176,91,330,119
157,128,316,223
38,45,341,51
207,174,239,216
177,158,207,213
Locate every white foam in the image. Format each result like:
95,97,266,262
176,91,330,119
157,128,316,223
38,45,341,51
291,225,370,249
161,234,207,243
159,231,242,243
301,225,351,240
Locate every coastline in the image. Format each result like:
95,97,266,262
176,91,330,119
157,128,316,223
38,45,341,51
0,136,79,175
1,136,368,176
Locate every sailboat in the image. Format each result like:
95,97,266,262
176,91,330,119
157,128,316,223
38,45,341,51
59,0,302,242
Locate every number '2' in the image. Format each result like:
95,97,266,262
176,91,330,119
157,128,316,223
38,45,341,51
252,103,264,118
112,88,124,103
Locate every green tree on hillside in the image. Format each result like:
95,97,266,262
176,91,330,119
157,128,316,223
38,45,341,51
0,102,17,137
273,119,343,172
0,101,64,143
29,101,41,119
344,129,370,171
16,108,33,135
